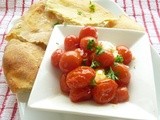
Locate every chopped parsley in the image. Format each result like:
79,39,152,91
105,67,118,80
56,42,59,45
115,54,124,63
90,60,100,68
77,10,82,15
89,1,96,13
87,39,96,51
89,17,92,20
95,45,105,55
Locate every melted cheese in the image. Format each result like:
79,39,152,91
94,41,118,83
100,41,118,57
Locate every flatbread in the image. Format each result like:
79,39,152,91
46,0,117,27
113,15,145,31
3,39,44,93
5,0,59,47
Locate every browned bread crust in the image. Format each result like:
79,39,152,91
3,39,44,93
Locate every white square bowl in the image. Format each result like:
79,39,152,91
28,25,158,120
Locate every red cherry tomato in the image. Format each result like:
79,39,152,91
92,79,118,104
80,36,98,53
59,51,82,73
94,51,114,68
81,52,92,66
74,48,84,56
51,49,64,68
89,52,95,62
60,74,70,94
64,35,80,51
110,87,129,104
51,26,132,104
69,86,92,102
79,26,98,40
116,45,132,65
66,66,96,89
111,63,131,87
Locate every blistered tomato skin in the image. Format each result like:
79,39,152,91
51,26,132,104
116,45,132,65
60,74,70,94
81,52,92,66
64,35,80,51
69,86,92,102
110,87,129,104
80,36,98,53
92,79,118,104
94,51,114,68
51,49,65,68
79,26,98,40
66,66,96,89
59,51,82,73
111,63,131,87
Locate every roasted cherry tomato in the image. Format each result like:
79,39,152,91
94,51,114,68
51,26,132,104
92,79,118,104
66,66,96,89
64,35,80,51
69,86,92,102
111,63,131,87
79,26,98,40
89,52,95,62
81,52,92,66
116,45,132,65
80,36,98,53
110,87,129,104
60,74,70,94
59,51,82,73
51,49,64,68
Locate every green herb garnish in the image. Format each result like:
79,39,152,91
106,67,118,80
115,54,124,63
89,17,92,20
87,39,95,51
95,45,105,55
77,10,82,15
89,1,96,13
90,60,100,68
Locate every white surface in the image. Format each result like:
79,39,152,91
18,47,160,120
151,46,160,120
27,25,157,120
10,0,158,120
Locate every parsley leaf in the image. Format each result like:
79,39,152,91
106,67,118,80
89,1,96,13
77,11,82,15
90,60,100,68
95,45,105,55
87,39,95,51
115,54,124,63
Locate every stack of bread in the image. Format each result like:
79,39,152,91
2,0,144,101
